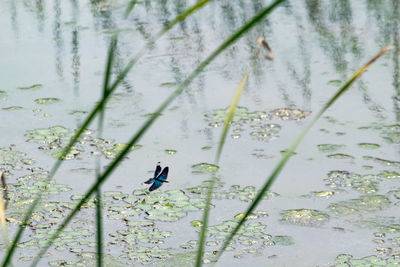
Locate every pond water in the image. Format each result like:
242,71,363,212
0,0,399,266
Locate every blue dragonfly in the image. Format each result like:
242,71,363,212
144,162,169,191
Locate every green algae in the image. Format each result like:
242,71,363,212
249,123,281,141
26,125,74,144
363,156,400,168
2,106,23,110
69,110,89,115
272,235,294,246
317,144,345,153
0,147,32,171
206,219,272,247
201,146,212,151
204,107,310,141
120,245,171,264
191,220,203,227
381,124,400,144
333,254,400,266
49,252,125,267
18,84,43,90
379,170,400,179
227,185,278,202
34,97,60,104
362,123,400,144
327,79,342,86
101,143,142,159
328,195,390,215
356,217,400,233
191,163,219,174
18,227,95,250
280,209,329,226
302,191,335,199
165,149,177,155
26,125,142,160
187,183,278,202
130,189,204,222
327,153,354,159
358,142,381,149
324,171,381,194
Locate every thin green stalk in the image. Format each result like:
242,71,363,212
95,34,117,267
196,71,249,267
215,71,250,163
197,36,276,267
124,0,137,19
95,166,103,267
213,45,394,264
2,2,212,265
30,1,286,264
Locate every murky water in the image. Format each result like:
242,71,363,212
0,0,399,266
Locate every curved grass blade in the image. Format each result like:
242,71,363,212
95,33,117,267
197,36,276,266
2,2,212,266
30,1,286,265
196,71,249,267
213,45,394,263
124,0,137,19
215,71,250,163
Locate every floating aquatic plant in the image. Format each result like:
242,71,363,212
280,209,329,226
34,98,60,105
328,195,391,215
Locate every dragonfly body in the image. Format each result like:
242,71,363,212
144,163,169,191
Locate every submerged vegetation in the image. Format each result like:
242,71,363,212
0,0,399,266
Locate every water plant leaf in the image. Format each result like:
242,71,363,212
280,209,329,226
18,84,42,90
34,98,60,105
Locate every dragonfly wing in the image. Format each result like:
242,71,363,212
144,178,155,184
149,180,162,191
156,167,169,182
154,163,162,178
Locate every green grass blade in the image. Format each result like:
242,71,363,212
215,71,250,163
194,178,215,267
124,0,137,19
196,71,249,267
95,34,117,267
197,24,278,267
29,1,286,264
213,45,393,263
95,181,103,267
2,2,212,265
